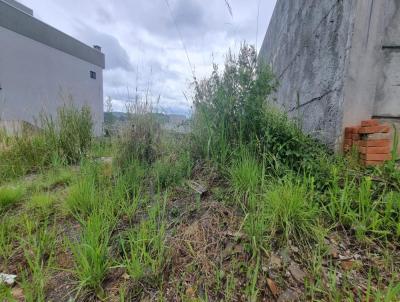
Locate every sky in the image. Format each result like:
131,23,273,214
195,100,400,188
19,0,277,115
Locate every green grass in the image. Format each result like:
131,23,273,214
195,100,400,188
0,185,25,211
120,194,166,282
0,104,93,183
26,193,55,218
19,219,56,302
229,149,262,201
66,177,97,218
69,211,112,296
0,45,398,301
245,176,320,249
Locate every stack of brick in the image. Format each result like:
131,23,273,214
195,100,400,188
344,119,392,166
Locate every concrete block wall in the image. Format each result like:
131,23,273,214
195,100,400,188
259,0,400,153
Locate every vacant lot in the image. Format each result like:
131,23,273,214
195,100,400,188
1,45,399,301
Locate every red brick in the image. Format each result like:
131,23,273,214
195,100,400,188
345,126,360,135
344,139,353,146
361,119,379,127
345,132,353,139
345,127,353,135
367,132,392,140
361,160,384,167
359,146,391,154
352,134,360,141
358,125,390,134
360,153,391,161
359,139,391,147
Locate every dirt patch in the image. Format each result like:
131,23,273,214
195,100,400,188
163,193,249,300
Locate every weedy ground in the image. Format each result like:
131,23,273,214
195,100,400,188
0,44,399,301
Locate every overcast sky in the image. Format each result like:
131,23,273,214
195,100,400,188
19,0,277,115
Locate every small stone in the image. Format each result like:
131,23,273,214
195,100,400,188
186,287,196,298
341,260,362,271
12,287,24,300
270,253,282,269
277,289,300,302
267,278,279,296
288,262,307,283
0,273,17,286
278,247,291,265
328,245,339,258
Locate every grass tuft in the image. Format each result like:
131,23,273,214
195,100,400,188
0,185,25,211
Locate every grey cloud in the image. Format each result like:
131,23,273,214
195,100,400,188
20,0,277,115
76,24,134,71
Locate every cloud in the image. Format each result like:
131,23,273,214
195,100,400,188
77,24,134,71
19,0,277,115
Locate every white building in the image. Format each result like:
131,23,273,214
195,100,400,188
0,0,105,135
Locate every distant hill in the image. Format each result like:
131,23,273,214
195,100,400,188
104,112,188,130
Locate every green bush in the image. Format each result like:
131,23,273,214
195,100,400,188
192,43,328,174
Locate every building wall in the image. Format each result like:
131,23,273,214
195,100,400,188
259,0,400,149
374,0,400,118
0,26,103,135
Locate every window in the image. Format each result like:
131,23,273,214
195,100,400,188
90,71,96,79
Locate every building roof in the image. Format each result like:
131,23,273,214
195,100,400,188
0,0,105,68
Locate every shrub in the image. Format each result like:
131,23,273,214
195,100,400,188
192,43,328,174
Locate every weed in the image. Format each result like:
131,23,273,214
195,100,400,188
229,149,262,202
120,195,166,282
26,193,55,218
115,108,162,166
0,104,93,182
153,150,191,189
66,177,97,218
0,185,25,211
0,284,14,302
0,217,17,263
245,176,320,248
19,220,56,302
69,211,112,296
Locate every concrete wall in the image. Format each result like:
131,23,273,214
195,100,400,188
0,26,104,135
260,0,400,149
0,0,104,135
374,0,400,118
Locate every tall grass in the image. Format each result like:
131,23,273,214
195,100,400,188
120,194,166,282
192,43,327,175
0,104,93,182
0,185,25,212
69,211,113,296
